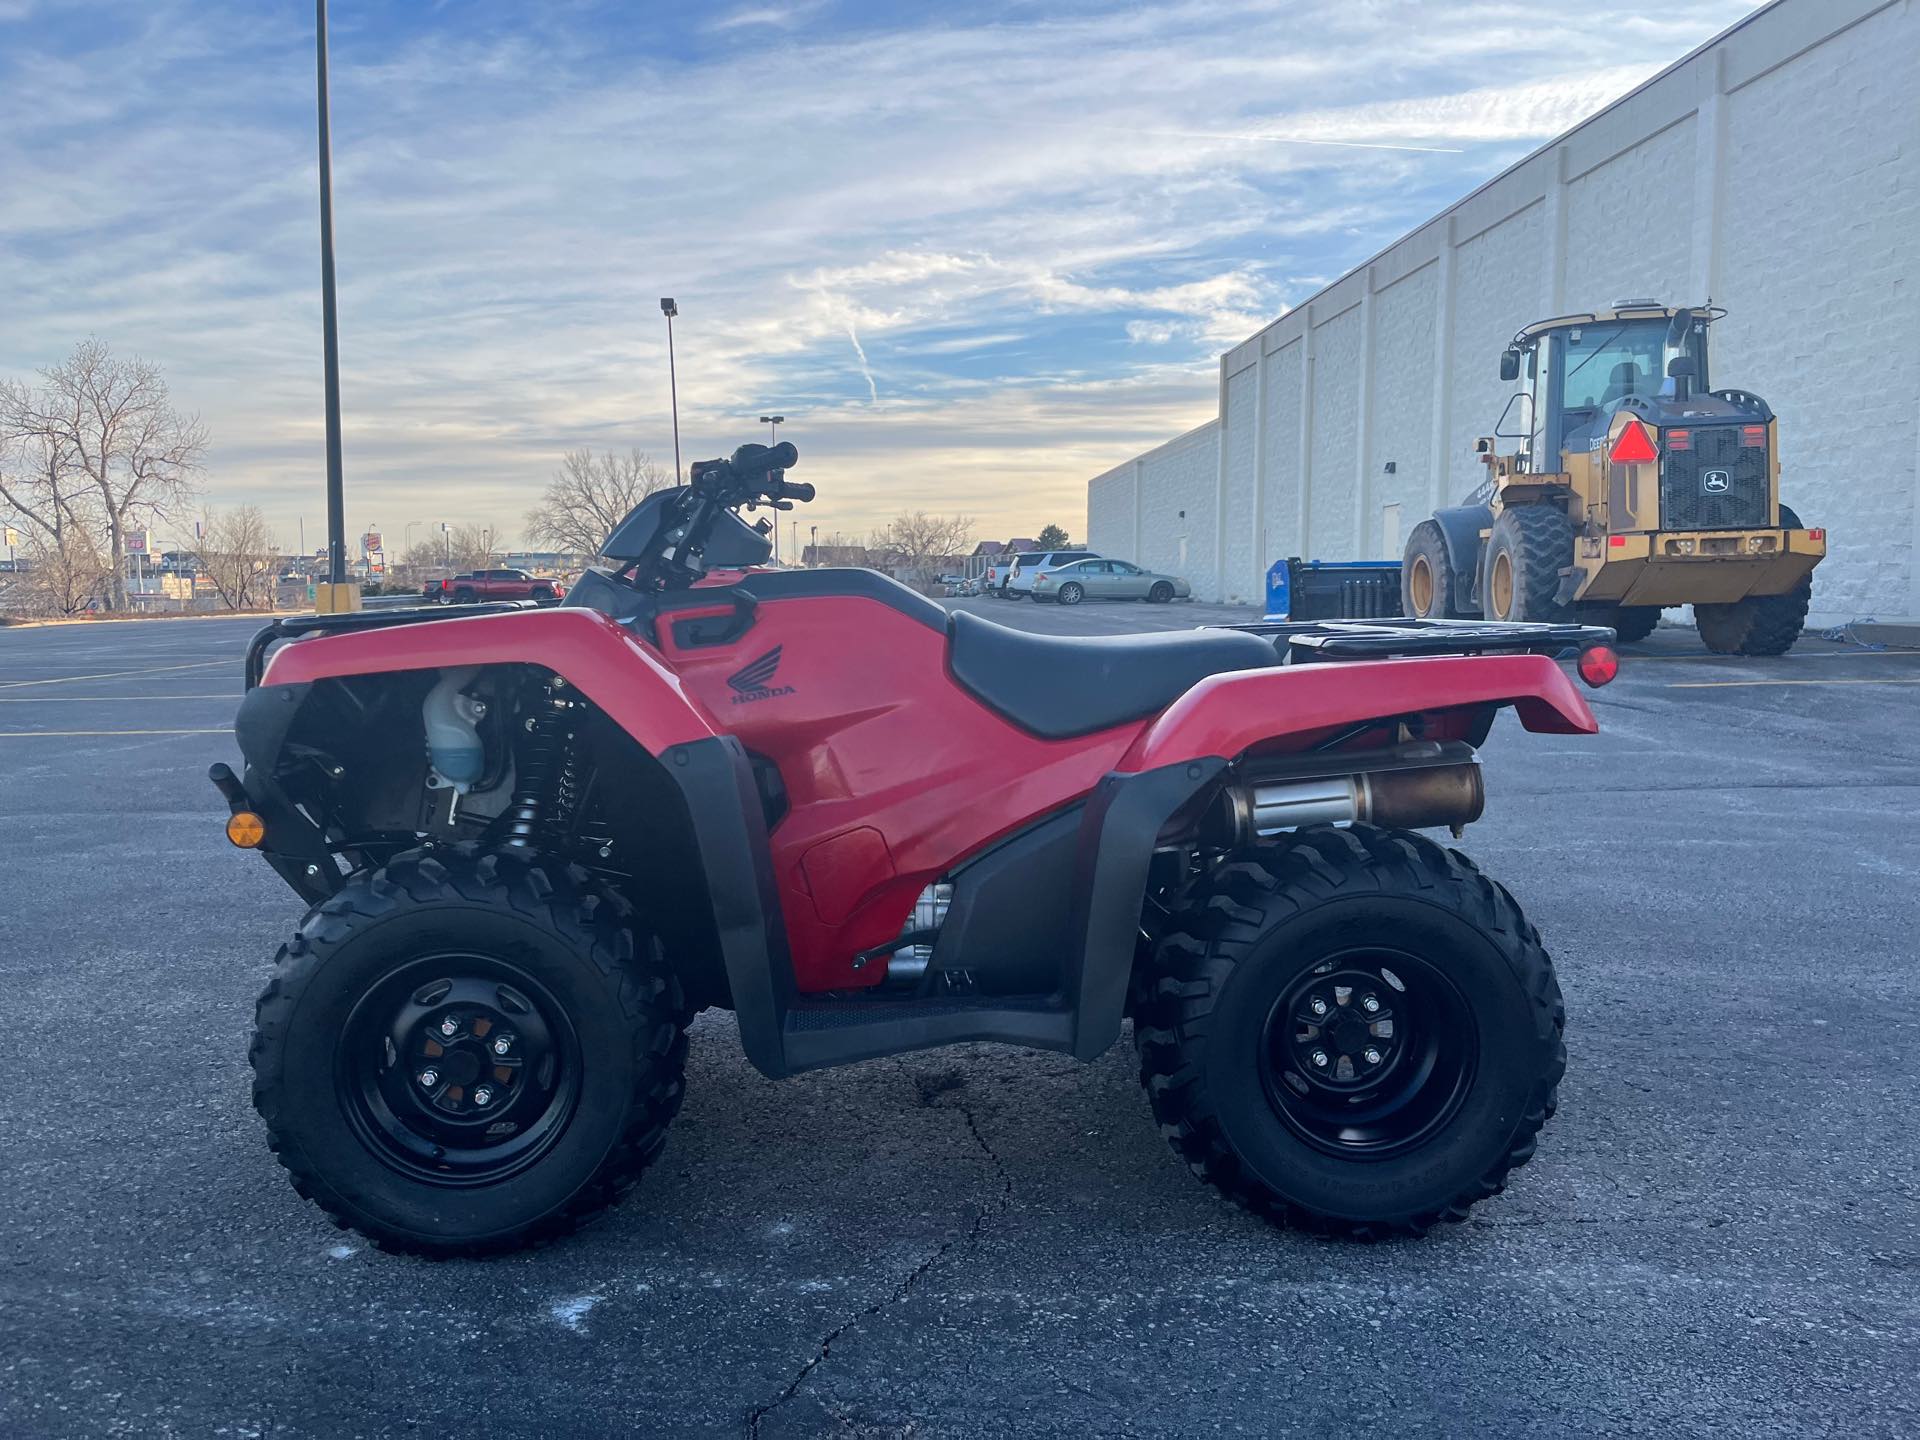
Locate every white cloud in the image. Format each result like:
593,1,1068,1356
0,0,1752,545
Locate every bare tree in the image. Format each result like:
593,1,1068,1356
6,525,110,617
0,411,108,616
187,505,278,611
525,449,671,559
7,341,206,609
867,512,975,584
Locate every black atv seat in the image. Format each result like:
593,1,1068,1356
948,609,1279,739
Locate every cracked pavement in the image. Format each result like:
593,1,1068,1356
2,612,1919,1436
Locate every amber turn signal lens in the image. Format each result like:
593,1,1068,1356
1576,645,1620,688
226,811,267,848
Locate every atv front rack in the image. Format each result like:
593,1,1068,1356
1221,615,1616,663
244,602,538,688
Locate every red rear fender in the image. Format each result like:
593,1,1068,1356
1117,653,1597,772
260,608,718,754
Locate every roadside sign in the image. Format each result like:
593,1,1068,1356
3,527,17,548
125,530,151,554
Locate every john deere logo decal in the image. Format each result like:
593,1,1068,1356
1702,469,1731,493
727,646,795,703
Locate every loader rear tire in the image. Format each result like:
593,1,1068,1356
1484,505,1574,623
251,849,688,1257
1402,522,1466,620
1609,607,1661,644
1696,504,1813,656
1133,825,1564,1239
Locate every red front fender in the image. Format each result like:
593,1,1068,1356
259,608,719,755
1116,653,1597,773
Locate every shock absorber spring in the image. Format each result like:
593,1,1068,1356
500,682,571,850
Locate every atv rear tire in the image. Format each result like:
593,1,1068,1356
251,849,688,1257
1402,521,1465,620
1694,504,1813,656
1484,506,1573,623
1134,826,1564,1238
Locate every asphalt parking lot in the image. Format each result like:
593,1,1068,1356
2,602,1917,1437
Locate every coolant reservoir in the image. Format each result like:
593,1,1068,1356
423,666,486,791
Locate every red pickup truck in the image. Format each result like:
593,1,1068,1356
424,568,567,604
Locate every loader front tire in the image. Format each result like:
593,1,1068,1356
1608,606,1662,644
1484,505,1573,623
251,849,688,1257
1134,825,1564,1238
1402,521,1465,620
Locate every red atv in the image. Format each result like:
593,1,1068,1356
214,441,1615,1256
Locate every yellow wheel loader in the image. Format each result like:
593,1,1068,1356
1402,302,1825,653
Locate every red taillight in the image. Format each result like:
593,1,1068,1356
1609,420,1658,465
1577,644,1620,687
1608,535,1626,548
1665,428,1691,451
1808,528,1825,541
1740,424,1767,448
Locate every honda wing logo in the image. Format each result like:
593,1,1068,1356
1702,469,1731,494
726,646,795,703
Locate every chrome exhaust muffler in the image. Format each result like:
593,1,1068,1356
1218,745,1485,841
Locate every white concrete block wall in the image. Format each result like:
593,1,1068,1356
1307,305,1363,566
1561,118,1695,307
1085,469,1135,560
1715,0,1919,618
1087,420,1219,583
1366,265,1439,553
1088,0,1920,619
1446,203,1546,505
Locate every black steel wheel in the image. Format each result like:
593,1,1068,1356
252,849,688,1257
1261,949,1476,1159
1134,826,1564,1238
1057,581,1085,605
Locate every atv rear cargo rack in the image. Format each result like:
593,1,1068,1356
1220,615,1616,663
244,601,538,688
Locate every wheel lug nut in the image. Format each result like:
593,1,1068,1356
1310,1050,1329,1069
1363,1047,1383,1065
473,1087,494,1107
418,1069,439,1088
1361,995,1380,1014
1309,997,1328,1017
439,1017,459,1037
491,1035,512,1056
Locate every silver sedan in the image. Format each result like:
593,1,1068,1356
1031,558,1192,604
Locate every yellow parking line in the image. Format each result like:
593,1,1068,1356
0,659,231,689
1625,649,1919,662
1668,677,1920,688
0,728,231,737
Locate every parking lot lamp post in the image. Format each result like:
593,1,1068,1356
759,414,785,563
310,0,358,613
661,299,681,484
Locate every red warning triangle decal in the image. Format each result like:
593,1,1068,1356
1609,419,1659,465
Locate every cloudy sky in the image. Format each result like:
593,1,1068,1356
0,0,1749,554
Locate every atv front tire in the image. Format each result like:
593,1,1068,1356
1134,826,1564,1238
251,849,688,1257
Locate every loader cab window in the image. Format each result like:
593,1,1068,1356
1548,318,1709,455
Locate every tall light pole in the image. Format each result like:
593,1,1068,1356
661,298,681,484
313,0,356,612
758,415,785,561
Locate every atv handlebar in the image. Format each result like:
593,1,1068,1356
733,440,798,479
766,478,814,503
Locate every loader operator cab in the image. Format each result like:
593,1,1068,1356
1498,303,1715,472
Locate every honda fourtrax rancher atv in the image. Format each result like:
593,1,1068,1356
215,441,1618,1256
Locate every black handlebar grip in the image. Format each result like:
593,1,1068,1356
774,479,815,503
732,440,799,479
